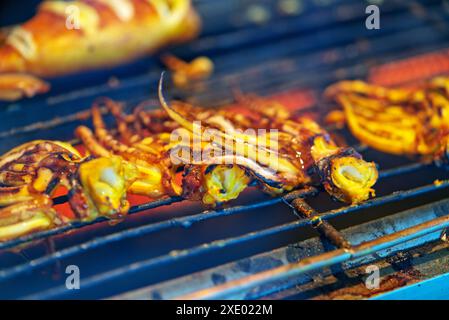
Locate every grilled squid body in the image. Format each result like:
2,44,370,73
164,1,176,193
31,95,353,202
0,0,201,100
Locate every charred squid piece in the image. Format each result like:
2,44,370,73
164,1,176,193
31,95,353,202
0,194,59,241
159,73,378,204
283,118,378,204
315,147,378,203
68,156,138,221
0,139,137,240
326,77,449,166
0,140,87,241
0,140,83,195
76,121,177,199
158,73,306,191
0,73,49,101
0,0,201,99
181,164,251,206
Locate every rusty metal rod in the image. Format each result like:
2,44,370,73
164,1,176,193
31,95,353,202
290,198,352,249
178,210,449,300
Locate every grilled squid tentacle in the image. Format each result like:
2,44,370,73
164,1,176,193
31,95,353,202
0,194,58,241
158,73,303,189
283,119,378,204
75,125,111,157
69,156,138,221
91,104,157,164
326,78,449,165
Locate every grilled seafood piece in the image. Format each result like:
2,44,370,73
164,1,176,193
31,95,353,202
0,140,135,241
158,73,377,203
75,101,176,199
0,195,58,242
281,118,377,203
0,73,49,101
325,77,449,164
79,74,376,204
0,0,201,100
71,156,138,220
161,54,214,88
75,72,377,205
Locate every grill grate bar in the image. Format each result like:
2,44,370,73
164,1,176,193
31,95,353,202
178,203,449,300
1,0,448,299
288,198,352,249
8,179,449,299
0,197,287,281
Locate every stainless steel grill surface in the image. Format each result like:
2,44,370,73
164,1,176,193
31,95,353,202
1,0,449,300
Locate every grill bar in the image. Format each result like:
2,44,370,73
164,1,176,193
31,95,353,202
178,206,449,300
17,179,449,299
1,0,448,300
289,198,352,249
118,197,449,300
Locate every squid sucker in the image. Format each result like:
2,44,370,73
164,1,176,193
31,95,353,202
325,77,449,166
0,0,201,100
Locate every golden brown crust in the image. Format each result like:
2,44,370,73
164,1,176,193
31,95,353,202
0,0,201,77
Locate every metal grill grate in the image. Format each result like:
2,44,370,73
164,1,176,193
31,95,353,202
1,0,449,299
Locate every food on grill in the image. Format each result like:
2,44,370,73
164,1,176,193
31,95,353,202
0,73,49,101
74,156,138,220
325,77,449,165
78,74,377,205
0,75,379,241
161,54,214,88
158,78,378,203
76,100,176,199
0,0,201,100
0,140,134,240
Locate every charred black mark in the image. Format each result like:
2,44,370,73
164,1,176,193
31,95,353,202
211,273,227,285
151,291,163,300
386,251,415,273
236,257,283,274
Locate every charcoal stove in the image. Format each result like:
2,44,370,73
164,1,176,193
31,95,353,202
1,0,449,300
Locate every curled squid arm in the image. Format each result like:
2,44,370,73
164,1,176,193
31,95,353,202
158,73,303,188
327,78,449,164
